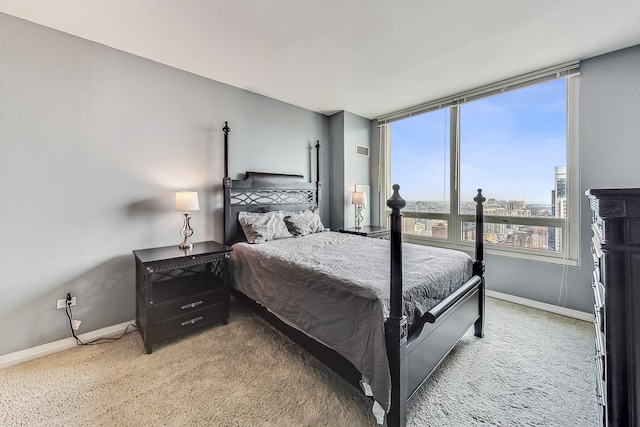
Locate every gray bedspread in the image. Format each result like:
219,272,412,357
230,231,473,413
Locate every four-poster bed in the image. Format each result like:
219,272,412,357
221,122,486,427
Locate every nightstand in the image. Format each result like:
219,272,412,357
339,225,390,239
133,241,232,354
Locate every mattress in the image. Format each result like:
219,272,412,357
230,231,473,412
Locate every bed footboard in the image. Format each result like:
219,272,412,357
406,283,481,397
424,276,482,324
385,186,485,427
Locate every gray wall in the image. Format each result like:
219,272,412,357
575,44,640,302
580,45,640,200
370,43,640,314
328,112,346,230
328,111,371,231
505,43,640,313
4,10,639,358
0,13,329,356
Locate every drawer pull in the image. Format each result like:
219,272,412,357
181,300,204,310
181,316,203,326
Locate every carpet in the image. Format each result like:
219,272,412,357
0,297,596,426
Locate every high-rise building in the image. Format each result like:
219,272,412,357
403,217,417,234
508,200,526,211
549,166,566,252
431,222,447,238
554,166,567,219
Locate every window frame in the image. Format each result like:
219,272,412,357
379,73,580,266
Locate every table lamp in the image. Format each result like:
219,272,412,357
352,191,367,230
174,191,200,249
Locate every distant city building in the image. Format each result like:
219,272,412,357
554,166,567,218
549,166,566,251
402,169,566,252
508,200,526,211
431,222,447,238
403,217,417,234
530,227,549,249
507,209,531,217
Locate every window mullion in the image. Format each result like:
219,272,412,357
450,106,460,244
566,75,580,262
378,124,391,228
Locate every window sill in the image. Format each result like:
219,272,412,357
402,235,579,267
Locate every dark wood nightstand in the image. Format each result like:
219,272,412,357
133,241,232,354
339,225,390,239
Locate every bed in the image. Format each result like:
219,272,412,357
221,122,486,427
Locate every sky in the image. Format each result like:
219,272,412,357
390,78,567,204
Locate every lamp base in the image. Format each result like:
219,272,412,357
355,205,364,230
178,239,193,250
178,212,194,250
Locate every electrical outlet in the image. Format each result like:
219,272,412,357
56,296,77,310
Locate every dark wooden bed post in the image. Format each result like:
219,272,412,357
385,184,408,427
473,189,486,338
223,121,230,180
315,141,322,207
223,121,231,244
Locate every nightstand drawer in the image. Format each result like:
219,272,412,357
154,305,227,341
153,288,227,321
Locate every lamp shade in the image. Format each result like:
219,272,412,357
352,191,367,206
174,191,200,212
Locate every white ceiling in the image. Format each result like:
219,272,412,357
2,1,640,119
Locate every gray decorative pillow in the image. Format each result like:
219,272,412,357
284,209,325,236
238,211,292,243
283,205,320,217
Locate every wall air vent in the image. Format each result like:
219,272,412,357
355,145,370,157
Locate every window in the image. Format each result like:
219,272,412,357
389,108,450,239
379,67,579,264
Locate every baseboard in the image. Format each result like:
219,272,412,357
0,319,136,370
1,293,591,369
487,290,593,322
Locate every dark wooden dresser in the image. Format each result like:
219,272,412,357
586,188,640,427
133,241,231,354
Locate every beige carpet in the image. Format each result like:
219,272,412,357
0,297,596,426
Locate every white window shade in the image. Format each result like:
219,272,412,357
377,61,579,125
